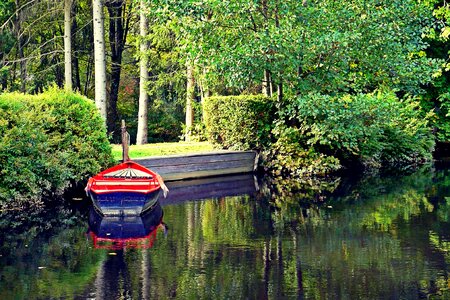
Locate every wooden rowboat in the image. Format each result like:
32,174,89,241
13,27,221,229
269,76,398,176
85,121,168,216
85,160,164,215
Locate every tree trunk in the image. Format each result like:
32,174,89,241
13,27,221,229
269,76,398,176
199,67,209,121
71,1,81,91
106,2,122,137
185,64,195,141
14,0,26,92
84,51,94,96
262,69,271,97
275,1,283,103
93,0,107,121
136,0,149,145
0,53,6,90
277,81,283,102
64,0,73,91
84,24,95,96
106,0,131,140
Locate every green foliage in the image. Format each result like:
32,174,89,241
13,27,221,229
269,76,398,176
142,22,187,143
148,99,184,142
265,91,435,176
152,0,439,96
204,95,275,150
420,0,450,142
262,124,342,177
0,88,113,208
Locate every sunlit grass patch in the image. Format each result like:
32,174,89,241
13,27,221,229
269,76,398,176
111,141,215,160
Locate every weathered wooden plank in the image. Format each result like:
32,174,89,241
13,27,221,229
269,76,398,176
151,166,255,181
161,174,258,205
136,151,256,167
150,159,254,173
135,150,258,181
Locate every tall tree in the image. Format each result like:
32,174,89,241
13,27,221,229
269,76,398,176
105,0,132,138
0,0,15,91
136,0,148,145
13,0,26,92
64,0,73,91
70,0,82,92
93,0,107,120
185,63,195,141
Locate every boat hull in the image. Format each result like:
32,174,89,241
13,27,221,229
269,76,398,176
88,189,161,216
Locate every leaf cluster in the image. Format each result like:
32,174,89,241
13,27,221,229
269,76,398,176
264,91,435,176
0,88,113,209
148,0,439,96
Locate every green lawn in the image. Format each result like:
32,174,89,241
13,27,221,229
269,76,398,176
111,141,215,160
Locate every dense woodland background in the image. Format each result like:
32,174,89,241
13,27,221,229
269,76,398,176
1,1,450,173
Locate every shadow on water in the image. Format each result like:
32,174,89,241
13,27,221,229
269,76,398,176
0,170,449,299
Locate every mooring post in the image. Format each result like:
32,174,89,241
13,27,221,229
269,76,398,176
121,120,130,162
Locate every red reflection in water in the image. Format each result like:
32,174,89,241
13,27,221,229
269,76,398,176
89,224,165,250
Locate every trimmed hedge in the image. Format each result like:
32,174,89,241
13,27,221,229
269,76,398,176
0,88,113,209
203,95,275,150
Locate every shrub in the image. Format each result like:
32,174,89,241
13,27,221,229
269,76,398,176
265,91,435,176
203,95,275,150
261,124,341,177
0,88,113,209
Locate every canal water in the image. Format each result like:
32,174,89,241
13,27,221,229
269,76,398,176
0,166,449,299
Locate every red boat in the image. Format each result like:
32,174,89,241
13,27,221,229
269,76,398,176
86,121,169,216
85,160,165,216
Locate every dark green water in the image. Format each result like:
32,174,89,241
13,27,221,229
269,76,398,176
0,166,449,299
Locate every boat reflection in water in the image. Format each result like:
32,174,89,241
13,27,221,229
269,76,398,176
88,201,165,250
85,201,165,299
81,175,258,299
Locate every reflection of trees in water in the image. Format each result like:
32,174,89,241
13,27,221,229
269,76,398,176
0,224,105,299
266,167,450,299
139,167,449,299
1,168,449,299
94,250,132,299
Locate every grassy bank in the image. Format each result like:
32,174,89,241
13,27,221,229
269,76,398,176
111,142,215,160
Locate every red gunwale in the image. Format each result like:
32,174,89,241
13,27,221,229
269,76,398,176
86,161,161,195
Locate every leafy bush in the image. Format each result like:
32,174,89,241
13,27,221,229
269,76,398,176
265,91,435,176
420,91,450,143
203,95,275,150
0,88,113,209
262,124,341,177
